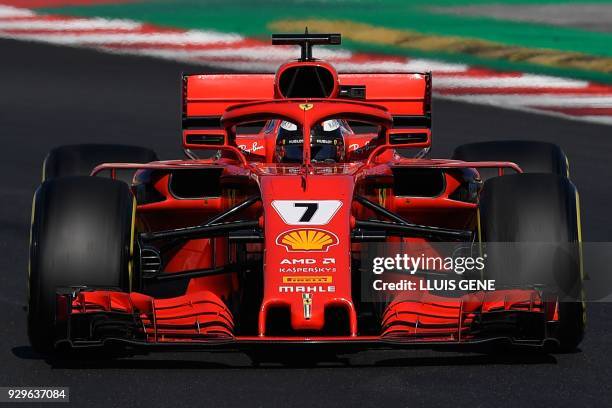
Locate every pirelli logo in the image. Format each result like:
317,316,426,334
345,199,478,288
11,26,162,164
282,276,332,284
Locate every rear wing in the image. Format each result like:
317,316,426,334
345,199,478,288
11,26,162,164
338,73,431,128
182,74,274,130
181,71,432,148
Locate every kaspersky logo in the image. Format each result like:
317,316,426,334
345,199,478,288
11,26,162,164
276,228,339,252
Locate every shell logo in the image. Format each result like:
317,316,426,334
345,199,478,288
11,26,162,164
276,228,339,252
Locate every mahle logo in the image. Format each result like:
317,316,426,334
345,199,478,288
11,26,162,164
277,229,339,252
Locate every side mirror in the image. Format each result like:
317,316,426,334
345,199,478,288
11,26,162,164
388,129,431,148
183,130,227,149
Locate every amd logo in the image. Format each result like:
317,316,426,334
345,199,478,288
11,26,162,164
280,258,336,265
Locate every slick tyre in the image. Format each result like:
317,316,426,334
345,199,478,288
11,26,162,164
452,141,569,180
43,144,158,184
28,176,136,353
479,173,585,351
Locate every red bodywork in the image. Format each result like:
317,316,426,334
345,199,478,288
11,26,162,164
55,42,558,350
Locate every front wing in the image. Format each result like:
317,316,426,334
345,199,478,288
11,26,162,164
53,288,561,350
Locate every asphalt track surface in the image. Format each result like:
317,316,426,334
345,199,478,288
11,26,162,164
0,38,611,408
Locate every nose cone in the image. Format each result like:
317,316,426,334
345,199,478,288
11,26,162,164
258,174,356,335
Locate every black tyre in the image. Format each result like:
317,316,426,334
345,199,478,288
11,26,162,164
43,144,158,184
452,141,569,180
28,176,136,352
479,173,584,351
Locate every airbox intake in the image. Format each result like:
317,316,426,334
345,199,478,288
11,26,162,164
276,64,336,98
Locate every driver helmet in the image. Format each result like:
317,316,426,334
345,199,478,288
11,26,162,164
275,119,346,163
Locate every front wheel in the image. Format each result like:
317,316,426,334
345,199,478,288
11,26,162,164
479,173,585,351
28,176,136,353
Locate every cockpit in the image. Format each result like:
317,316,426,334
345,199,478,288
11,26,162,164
273,119,348,163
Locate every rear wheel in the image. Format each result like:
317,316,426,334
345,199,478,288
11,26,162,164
43,144,158,184
28,176,136,353
452,140,569,180
479,173,585,351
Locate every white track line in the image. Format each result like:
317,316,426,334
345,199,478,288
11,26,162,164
334,60,468,73
434,74,588,88
124,46,353,61
0,18,142,31
378,58,467,73
0,5,34,18
0,30,243,45
134,46,467,72
441,94,612,108
438,93,612,126
580,116,612,125
101,46,469,73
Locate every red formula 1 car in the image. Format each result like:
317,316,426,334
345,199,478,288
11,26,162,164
28,33,585,357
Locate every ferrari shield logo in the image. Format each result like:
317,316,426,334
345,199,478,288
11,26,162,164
276,228,339,252
303,293,312,320
299,103,314,111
